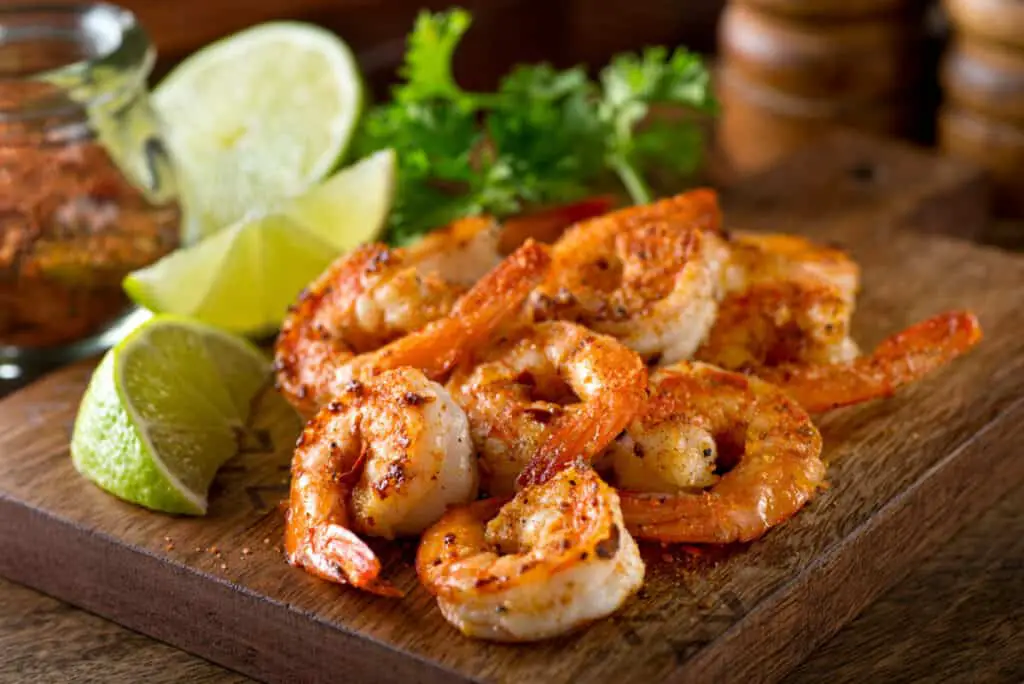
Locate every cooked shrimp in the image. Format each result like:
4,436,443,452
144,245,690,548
447,321,647,496
285,367,478,596
613,361,825,544
416,465,644,642
529,189,730,364
276,239,550,413
697,232,862,371
497,196,615,253
758,310,983,413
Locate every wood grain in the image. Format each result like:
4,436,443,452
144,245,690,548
0,577,246,684
0,132,1021,684
786,485,1024,684
4,484,1022,684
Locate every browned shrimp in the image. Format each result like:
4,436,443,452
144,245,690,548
697,232,861,371
529,189,730,364
447,321,647,495
613,361,825,544
416,466,644,641
758,310,983,413
275,240,550,413
286,367,478,596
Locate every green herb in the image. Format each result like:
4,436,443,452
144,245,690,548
354,8,715,245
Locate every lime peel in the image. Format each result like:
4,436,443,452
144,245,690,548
71,316,271,515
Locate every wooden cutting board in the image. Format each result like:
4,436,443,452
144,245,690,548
1,132,1022,684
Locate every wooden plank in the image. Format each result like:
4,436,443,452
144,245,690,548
0,132,1021,684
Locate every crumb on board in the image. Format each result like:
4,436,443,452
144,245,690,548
220,563,228,571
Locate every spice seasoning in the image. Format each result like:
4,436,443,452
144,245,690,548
0,133,178,347
0,4,179,353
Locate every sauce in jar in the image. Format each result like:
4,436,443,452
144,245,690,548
0,4,179,359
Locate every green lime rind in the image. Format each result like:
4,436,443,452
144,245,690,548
70,316,270,515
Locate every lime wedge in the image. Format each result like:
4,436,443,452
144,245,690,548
124,149,395,336
154,22,364,242
71,316,271,515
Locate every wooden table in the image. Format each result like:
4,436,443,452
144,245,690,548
0,485,1020,683
2,203,1023,684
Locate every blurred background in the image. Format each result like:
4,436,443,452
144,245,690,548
114,0,1021,217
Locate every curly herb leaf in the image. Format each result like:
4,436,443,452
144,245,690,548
356,8,714,244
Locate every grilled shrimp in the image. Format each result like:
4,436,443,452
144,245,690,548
275,239,550,413
696,232,862,371
416,466,644,642
530,189,730,364
286,367,477,596
612,361,825,544
759,310,983,413
447,321,647,496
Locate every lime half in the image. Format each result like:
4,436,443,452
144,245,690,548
154,22,364,241
124,149,395,337
71,316,271,515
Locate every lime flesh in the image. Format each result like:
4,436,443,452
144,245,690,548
154,22,364,241
71,316,272,515
124,149,395,337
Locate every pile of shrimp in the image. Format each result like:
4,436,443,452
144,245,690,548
272,190,983,642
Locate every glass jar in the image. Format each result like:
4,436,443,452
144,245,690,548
0,3,179,373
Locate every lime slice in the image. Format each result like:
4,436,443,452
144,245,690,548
124,149,395,336
154,22,364,242
71,316,271,515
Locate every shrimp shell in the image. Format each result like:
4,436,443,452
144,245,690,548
616,361,826,544
416,466,644,642
530,189,728,365
759,310,983,413
276,240,550,413
285,367,478,596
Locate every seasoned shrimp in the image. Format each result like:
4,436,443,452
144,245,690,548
759,310,983,413
612,362,825,544
497,196,616,253
529,189,730,364
447,321,647,496
276,240,550,413
697,232,862,371
416,466,644,642
286,367,478,596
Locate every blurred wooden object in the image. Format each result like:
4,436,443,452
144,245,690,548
740,0,920,19
717,69,911,172
944,0,1024,49
716,0,927,174
941,2,1024,216
98,0,726,89
720,3,920,99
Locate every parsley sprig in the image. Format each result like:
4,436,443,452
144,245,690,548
354,8,715,244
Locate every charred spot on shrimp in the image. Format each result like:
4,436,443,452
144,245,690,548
595,525,622,560
399,391,434,407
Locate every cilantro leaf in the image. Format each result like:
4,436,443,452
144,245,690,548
598,46,716,204
355,9,715,244
395,9,474,104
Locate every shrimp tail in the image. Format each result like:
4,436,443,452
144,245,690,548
306,524,404,597
763,310,983,413
517,364,648,490
349,240,551,383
